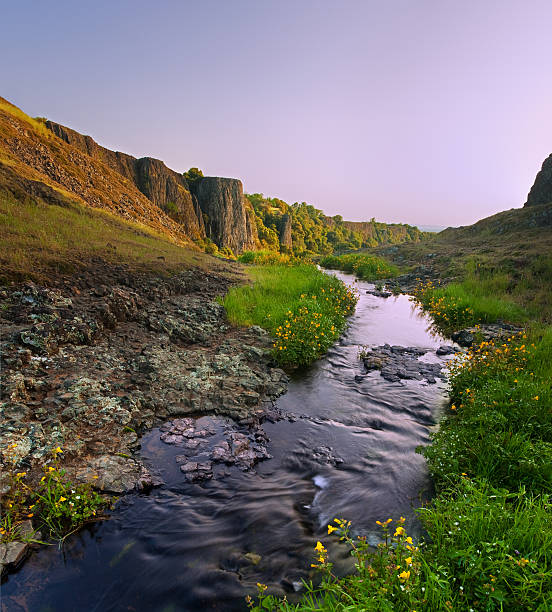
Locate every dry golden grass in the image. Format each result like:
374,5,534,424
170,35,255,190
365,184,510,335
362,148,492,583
0,190,236,284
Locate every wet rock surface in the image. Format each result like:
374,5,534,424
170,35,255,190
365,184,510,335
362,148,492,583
366,289,392,298
156,415,273,483
451,322,524,347
361,344,452,384
0,265,288,499
0,520,39,577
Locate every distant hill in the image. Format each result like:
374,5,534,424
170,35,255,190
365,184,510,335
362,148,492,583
377,202,552,285
416,224,447,233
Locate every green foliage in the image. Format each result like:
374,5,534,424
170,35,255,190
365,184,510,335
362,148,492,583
271,282,357,366
183,167,204,184
1,446,107,543
164,200,179,216
411,277,528,335
217,246,236,259
33,465,106,540
238,250,291,265
245,193,424,256
203,238,218,254
248,518,450,612
222,264,358,367
423,332,552,493
320,253,400,280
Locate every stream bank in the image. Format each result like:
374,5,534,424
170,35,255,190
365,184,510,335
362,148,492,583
0,262,289,577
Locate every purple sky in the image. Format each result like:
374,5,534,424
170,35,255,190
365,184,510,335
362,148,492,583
3,1,552,227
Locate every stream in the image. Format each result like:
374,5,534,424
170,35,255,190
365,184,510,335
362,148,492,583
2,272,451,612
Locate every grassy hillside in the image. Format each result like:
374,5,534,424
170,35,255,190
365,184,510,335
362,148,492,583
0,97,195,247
0,190,230,284
378,203,552,322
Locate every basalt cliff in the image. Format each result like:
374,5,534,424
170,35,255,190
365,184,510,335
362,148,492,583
525,152,552,208
0,97,258,254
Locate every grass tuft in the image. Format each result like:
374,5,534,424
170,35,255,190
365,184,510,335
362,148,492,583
223,264,358,366
320,253,400,280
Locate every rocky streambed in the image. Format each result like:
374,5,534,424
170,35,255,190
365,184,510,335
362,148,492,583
0,263,288,576
2,269,460,611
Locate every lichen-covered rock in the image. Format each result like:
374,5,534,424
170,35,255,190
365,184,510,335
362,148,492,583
0,265,288,511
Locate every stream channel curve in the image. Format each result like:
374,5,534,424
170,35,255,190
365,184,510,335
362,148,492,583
2,271,454,612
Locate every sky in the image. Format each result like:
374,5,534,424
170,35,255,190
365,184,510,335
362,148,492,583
2,0,552,227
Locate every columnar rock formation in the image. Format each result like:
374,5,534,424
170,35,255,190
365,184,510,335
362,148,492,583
43,119,257,252
191,178,257,253
525,153,552,207
278,213,293,250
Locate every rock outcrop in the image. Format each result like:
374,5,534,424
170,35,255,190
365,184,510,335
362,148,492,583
525,153,552,207
279,213,293,250
1,113,258,252
46,120,204,236
191,177,257,253
44,120,258,253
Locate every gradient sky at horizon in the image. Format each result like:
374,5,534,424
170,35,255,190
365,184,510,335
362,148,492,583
3,0,552,227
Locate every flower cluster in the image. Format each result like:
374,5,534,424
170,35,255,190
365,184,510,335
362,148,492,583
0,446,107,544
272,282,358,366
410,279,476,333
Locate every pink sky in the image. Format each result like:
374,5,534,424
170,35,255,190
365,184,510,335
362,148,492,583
3,0,552,226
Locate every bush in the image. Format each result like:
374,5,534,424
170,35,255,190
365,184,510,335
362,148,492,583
183,167,204,184
238,250,291,265
320,253,399,280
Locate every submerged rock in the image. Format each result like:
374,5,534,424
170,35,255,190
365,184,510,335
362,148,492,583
360,344,449,384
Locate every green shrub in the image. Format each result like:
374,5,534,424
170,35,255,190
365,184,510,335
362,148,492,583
183,167,204,184
203,239,218,255
238,250,291,265
320,253,399,280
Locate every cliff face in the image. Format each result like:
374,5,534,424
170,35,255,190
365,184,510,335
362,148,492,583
192,178,258,253
525,154,552,207
0,101,259,252
46,121,203,237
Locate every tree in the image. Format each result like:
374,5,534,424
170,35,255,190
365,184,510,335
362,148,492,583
183,167,204,184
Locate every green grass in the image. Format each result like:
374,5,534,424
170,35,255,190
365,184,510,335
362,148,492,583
222,264,358,366
237,250,292,265
0,190,225,283
0,97,52,140
320,253,400,280
413,280,528,334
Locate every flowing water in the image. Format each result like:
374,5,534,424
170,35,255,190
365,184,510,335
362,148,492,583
2,272,450,612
